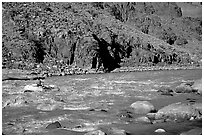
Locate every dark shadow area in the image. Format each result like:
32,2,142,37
92,34,122,72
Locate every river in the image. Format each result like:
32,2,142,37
2,69,202,135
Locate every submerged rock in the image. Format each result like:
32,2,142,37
71,125,98,132
36,103,60,111
46,121,62,129
117,109,134,119
85,130,106,135
108,127,128,135
180,128,202,135
134,116,151,124
130,101,155,114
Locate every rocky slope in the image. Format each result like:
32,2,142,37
2,2,202,72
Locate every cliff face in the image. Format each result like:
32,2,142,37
2,2,202,71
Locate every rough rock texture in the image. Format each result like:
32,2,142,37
154,102,201,122
46,121,62,129
2,2,201,72
157,86,174,96
175,83,194,93
130,101,155,114
192,103,202,114
192,79,202,95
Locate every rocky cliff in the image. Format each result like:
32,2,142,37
2,2,202,72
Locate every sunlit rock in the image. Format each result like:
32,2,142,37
130,101,155,114
192,79,202,95
24,84,43,92
175,83,194,93
154,128,166,133
155,102,200,122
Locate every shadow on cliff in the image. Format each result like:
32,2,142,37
92,34,125,72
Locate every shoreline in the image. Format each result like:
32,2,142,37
2,65,202,80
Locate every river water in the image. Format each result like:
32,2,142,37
2,69,202,135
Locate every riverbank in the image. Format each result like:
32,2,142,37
2,64,202,81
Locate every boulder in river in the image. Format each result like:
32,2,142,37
130,101,155,114
175,83,194,93
46,121,62,129
154,102,201,122
191,79,202,95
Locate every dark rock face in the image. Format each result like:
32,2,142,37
2,2,201,71
46,121,62,129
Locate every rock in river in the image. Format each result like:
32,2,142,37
46,121,62,129
154,102,201,122
108,127,128,135
192,79,202,95
130,101,155,114
175,83,194,93
24,84,43,92
157,86,174,96
134,116,151,124
37,103,60,111
191,103,202,114
154,128,166,133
